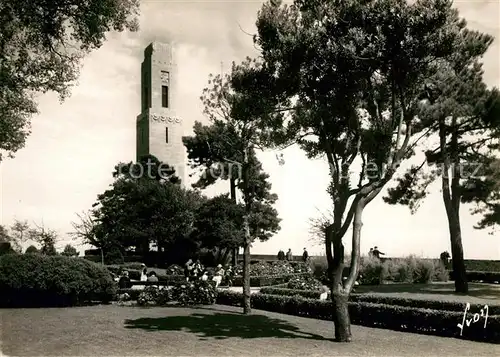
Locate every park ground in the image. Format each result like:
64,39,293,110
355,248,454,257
1,303,498,357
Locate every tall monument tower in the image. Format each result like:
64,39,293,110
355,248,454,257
136,41,185,186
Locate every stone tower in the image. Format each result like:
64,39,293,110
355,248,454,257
136,41,185,186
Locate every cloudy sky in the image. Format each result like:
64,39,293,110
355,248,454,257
1,0,499,259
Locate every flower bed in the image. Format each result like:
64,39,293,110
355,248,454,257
231,273,310,287
134,280,217,306
286,275,324,290
233,261,312,276
216,290,500,343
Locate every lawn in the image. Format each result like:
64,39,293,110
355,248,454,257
354,282,500,305
1,304,498,356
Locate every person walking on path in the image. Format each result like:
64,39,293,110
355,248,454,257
277,249,285,261
285,248,293,261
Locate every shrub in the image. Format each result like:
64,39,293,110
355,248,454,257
216,291,500,343
433,261,449,282
380,259,399,282
414,259,435,283
171,280,217,306
25,245,39,254
0,242,15,255
121,262,146,270
309,256,328,280
0,254,116,307
165,264,184,275
137,286,162,306
359,256,384,285
390,256,417,283
287,275,323,290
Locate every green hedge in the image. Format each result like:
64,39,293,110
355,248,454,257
463,260,500,272
216,291,499,343
0,254,117,307
450,270,500,284
260,287,324,299
259,287,500,315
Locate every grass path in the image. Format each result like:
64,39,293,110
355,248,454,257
2,304,497,356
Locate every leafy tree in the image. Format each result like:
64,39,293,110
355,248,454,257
0,225,16,255
246,0,467,341
184,59,282,314
9,219,29,252
25,245,39,254
113,154,180,184
61,244,79,257
384,28,500,293
183,118,273,265
468,161,500,233
193,194,245,265
91,159,203,261
193,192,281,266
70,210,112,264
28,222,57,255
0,225,10,242
0,0,140,160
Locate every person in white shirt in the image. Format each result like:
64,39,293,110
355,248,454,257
140,264,148,282
212,264,224,287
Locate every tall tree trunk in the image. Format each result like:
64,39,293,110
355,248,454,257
242,226,251,314
439,117,468,293
230,178,239,266
329,197,366,342
327,225,351,342
242,148,252,314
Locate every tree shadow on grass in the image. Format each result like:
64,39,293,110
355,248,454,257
124,311,327,341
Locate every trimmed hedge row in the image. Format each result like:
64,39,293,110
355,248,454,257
260,287,323,299
216,291,500,343
259,287,500,315
450,270,500,284
463,260,500,273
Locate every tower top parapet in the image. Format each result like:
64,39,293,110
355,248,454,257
144,41,173,57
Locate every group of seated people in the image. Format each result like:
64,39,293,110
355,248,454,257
117,264,159,289
115,261,235,290
184,259,233,288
